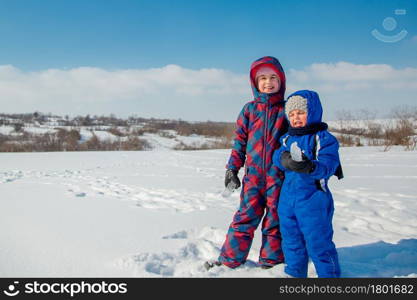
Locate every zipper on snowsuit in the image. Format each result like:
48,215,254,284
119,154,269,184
262,102,270,181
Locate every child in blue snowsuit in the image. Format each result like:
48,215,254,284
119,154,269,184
272,90,342,278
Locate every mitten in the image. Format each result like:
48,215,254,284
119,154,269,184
224,169,241,189
280,151,315,174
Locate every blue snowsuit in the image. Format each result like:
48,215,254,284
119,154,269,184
272,90,341,278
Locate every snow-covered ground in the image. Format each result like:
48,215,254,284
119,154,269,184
0,146,416,277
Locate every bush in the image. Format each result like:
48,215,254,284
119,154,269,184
383,119,415,151
13,123,24,132
121,136,152,151
108,127,126,137
336,135,355,147
174,121,235,139
334,107,416,150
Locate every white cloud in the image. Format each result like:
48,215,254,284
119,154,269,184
288,61,417,85
286,62,417,119
0,65,249,121
0,62,416,121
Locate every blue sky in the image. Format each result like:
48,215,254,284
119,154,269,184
0,0,416,121
1,0,416,71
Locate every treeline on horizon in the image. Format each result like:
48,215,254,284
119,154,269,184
0,107,416,152
0,112,235,152
330,107,417,151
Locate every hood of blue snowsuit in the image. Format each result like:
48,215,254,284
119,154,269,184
285,89,323,126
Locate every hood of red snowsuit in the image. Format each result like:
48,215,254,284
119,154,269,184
226,55,288,176
249,56,286,105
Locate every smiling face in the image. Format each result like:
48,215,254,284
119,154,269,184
256,67,281,94
289,109,307,128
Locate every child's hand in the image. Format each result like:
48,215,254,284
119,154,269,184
225,169,241,189
280,151,315,174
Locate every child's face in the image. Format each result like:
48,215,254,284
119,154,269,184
289,109,307,128
256,69,281,94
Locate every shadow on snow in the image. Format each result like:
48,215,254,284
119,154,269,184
338,239,417,277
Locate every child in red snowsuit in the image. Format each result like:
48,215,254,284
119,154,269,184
214,56,288,269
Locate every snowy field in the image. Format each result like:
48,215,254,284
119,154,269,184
1,146,416,278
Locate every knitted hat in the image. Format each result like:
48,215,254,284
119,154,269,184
285,95,308,118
